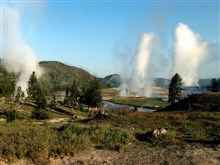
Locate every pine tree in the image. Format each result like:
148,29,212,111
168,73,182,104
27,71,39,100
50,94,57,107
63,80,79,107
211,78,219,92
27,71,47,109
15,86,23,103
83,78,102,107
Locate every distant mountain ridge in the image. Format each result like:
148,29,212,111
101,74,219,88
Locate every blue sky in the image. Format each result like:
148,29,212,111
2,0,220,77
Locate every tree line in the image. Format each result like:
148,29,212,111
20,71,102,109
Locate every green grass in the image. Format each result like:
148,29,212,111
110,97,169,107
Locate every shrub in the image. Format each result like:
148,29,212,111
31,109,49,120
5,109,19,122
0,125,51,164
52,123,92,156
90,125,133,151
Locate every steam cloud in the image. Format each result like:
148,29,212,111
120,33,155,97
172,23,208,86
1,6,42,94
119,22,214,97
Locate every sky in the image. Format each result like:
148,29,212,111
1,0,220,78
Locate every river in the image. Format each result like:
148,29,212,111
102,101,156,112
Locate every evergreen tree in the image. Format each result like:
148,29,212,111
15,86,23,103
0,68,16,96
35,88,47,109
27,71,47,109
63,80,79,107
168,73,182,104
27,71,39,100
82,78,102,107
211,78,219,92
50,94,57,107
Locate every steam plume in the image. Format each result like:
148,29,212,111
1,6,42,94
120,33,155,97
172,23,208,86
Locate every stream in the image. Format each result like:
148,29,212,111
102,101,156,112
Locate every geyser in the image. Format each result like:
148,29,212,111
172,23,208,86
1,6,42,94
120,33,155,97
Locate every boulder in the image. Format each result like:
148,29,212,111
152,128,167,137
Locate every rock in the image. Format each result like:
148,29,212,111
152,128,167,137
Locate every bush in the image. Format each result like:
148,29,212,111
31,109,49,120
52,123,92,156
0,125,51,164
90,125,133,151
5,109,19,122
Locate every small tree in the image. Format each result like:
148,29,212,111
168,73,182,104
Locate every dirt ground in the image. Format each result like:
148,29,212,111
1,143,219,165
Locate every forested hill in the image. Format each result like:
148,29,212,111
39,61,96,94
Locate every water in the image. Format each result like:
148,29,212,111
102,101,156,112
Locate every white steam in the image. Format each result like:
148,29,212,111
172,23,208,86
1,6,42,94
120,33,155,97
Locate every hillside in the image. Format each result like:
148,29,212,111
100,74,121,87
39,61,96,94
0,61,97,95
159,92,220,112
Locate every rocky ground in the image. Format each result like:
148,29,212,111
1,143,219,165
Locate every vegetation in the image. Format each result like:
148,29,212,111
0,61,219,164
0,65,16,96
101,88,119,100
39,61,96,95
31,109,49,120
80,78,102,107
0,122,132,163
4,108,19,122
212,78,220,92
63,80,80,107
15,86,25,103
168,73,182,104
27,71,47,109
163,92,220,111
0,109,219,163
